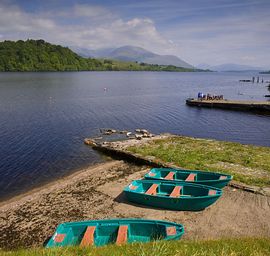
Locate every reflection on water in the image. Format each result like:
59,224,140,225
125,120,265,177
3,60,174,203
0,71,269,200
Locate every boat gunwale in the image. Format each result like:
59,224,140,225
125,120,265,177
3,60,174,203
145,168,232,183
60,218,184,229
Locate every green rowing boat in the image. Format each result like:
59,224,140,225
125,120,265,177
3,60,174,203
145,168,232,188
124,179,222,211
45,218,184,248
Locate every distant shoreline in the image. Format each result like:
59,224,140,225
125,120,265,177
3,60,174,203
0,69,204,73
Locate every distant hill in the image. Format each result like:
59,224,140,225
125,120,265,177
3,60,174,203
73,45,194,69
69,46,115,58
0,39,106,71
197,63,264,72
0,40,196,72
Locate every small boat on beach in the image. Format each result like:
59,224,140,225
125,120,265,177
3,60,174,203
145,168,232,188
124,180,222,211
45,218,184,248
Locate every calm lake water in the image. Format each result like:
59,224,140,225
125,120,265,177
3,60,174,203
0,71,269,200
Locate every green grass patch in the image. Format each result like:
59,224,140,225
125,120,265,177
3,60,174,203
128,136,270,187
1,238,269,256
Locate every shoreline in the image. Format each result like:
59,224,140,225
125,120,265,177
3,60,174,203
0,161,109,210
0,134,269,250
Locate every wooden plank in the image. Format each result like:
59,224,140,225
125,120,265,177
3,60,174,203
80,226,96,247
169,186,182,197
145,184,159,195
208,190,217,196
116,225,128,245
185,173,196,181
164,171,175,180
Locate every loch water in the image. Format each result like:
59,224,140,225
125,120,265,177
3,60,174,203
0,71,269,200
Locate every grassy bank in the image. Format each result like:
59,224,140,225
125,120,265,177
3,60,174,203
128,136,270,187
1,238,269,256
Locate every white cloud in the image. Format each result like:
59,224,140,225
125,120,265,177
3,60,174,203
73,4,112,18
0,2,171,55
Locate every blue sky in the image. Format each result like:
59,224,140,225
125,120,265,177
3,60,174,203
1,0,270,67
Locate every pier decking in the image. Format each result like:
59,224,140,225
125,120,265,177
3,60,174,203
186,98,270,113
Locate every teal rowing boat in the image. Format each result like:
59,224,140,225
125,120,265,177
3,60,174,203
45,219,184,248
124,180,222,211
145,168,232,188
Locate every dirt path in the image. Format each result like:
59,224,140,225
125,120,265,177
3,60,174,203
0,160,269,250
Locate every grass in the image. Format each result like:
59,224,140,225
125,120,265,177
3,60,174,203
1,238,270,256
127,136,270,187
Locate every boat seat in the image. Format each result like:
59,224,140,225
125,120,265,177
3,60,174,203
219,175,227,180
116,225,128,245
54,233,66,243
208,190,217,196
166,226,176,236
129,185,138,190
80,226,96,247
169,186,182,197
164,172,175,180
145,184,159,195
185,173,196,181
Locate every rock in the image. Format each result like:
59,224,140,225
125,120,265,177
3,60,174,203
141,129,149,134
135,134,143,140
135,129,150,135
84,138,97,146
100,128,117,135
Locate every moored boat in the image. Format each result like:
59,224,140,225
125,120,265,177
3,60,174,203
145,168,232,188
46,218,184,248
124,179,222,211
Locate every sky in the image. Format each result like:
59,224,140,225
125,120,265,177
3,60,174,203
0,0,270,68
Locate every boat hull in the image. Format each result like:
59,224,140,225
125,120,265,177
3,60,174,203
46,218,184,248
124,180,222,211
145,168,232,188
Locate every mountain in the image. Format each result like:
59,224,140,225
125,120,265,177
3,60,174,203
196,63,264,72
73,45,194,69
69,46,115,58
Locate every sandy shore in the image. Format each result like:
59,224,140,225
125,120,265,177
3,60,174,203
0,159,270,250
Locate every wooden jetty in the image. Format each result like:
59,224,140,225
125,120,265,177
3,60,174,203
186,98,270,113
